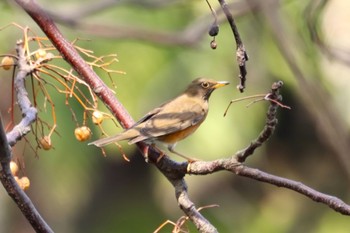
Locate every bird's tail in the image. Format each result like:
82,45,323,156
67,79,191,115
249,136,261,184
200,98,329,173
88,129,137,147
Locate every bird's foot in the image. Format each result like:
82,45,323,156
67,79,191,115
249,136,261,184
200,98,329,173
156,153,165,163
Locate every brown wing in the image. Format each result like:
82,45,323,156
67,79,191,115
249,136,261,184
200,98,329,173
129,96,207,144
90,107,164,147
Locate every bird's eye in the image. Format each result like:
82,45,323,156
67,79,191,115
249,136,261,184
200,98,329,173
201,82,210,88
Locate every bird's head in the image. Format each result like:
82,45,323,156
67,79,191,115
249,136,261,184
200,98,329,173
185,78,229,100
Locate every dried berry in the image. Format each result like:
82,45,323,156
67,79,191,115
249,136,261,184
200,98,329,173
1,56,14,70
75,126,91,142
19,176,30,190
40,136,52,150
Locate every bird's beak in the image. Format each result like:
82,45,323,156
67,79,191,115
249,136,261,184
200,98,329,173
212,81,230,89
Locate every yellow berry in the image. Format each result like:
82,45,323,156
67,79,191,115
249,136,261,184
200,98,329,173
35,49,47,60
1,56,14,70
10,161,19,176
39,136,52,150
19,176,30,190
92,110,104,124
74,126,91,142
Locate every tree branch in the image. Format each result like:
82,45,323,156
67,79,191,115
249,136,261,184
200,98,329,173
235,165,350,215
6,41,38,146
10,1,350,233
218,0,249,92
171,178,218,233
235,81,282,162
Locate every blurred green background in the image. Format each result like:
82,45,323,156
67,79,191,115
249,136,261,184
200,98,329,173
0,0,350,232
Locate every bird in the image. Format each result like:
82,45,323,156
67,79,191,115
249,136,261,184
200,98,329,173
89,78,229,161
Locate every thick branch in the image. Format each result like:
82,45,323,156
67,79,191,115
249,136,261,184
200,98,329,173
145,147,219,232
0,115,53,233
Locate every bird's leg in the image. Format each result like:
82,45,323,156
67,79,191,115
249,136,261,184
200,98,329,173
148,144,166,163
167,144,198,163
142,144,150,163
141,143,165,163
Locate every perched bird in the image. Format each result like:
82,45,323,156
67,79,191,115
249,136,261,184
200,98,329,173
89,78,229,161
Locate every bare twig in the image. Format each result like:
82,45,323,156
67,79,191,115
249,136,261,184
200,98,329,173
6,41,38,146
235,81,283,162
218,0,249,92
234,165,350,215
188,160,350,215
154,204,219,233
171,179,218,233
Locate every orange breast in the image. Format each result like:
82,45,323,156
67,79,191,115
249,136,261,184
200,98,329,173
157,123,202,144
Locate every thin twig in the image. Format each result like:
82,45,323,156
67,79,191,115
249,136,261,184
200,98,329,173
6,41,38,146
235,165,350,215
218,0,249,92
224,94,266,116
235,81,283,162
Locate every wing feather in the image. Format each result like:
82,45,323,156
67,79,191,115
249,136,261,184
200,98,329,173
141,99,207,138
